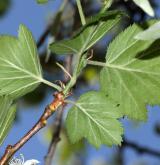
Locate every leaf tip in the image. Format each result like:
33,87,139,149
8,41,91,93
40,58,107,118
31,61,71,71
18,24,28,33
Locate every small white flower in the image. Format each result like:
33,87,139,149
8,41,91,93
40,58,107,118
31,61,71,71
9,154,40,165
23,159,40,165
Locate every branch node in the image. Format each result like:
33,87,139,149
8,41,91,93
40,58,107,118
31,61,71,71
41,119,47,126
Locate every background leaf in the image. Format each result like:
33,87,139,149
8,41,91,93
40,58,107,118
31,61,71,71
0,0,11,17
100,23,160,121
132,0,154,17
50,11,123,55
0,24,43,99
135,21,160,40
66,91,123,148
0,96,16,146
37,0,48,4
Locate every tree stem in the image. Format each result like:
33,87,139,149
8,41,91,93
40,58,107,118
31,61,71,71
0,92,65,165
45,106,64,165
45,55,72,165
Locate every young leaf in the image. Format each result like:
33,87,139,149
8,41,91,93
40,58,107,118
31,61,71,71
66,91,123,148
50,11,123,55
0,96,16,145
0,25,55,99
135,21,160,41
100,23,160,121
132,0,154,17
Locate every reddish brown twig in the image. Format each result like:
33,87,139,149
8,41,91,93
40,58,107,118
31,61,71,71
44,106,64,165
44,56,72,165
0,92,65,165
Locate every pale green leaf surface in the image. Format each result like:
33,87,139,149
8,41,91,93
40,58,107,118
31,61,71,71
66,91,123,148
0,25,43,99
132,0,154,17
100,23,160,120
0,96,16,145
50,11,123,55
135,21,160,40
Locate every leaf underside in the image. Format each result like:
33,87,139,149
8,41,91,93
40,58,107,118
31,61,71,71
50,10,123,55
100,23,160,121
66,91,123,148
0,25,42,99
0,96,16,146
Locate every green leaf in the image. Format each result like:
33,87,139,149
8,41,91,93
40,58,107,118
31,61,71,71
135,21,160,41
100,23,160,121
132,0,154,17
66,91,123,148
0,25,49,98
37,0,48,4
0,96,16,145
50,10,123,55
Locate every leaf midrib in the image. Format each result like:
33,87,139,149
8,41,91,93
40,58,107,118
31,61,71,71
115,69,140,114
107,30,139,63
21,27,40,75
75,103,120,144
0,56,42,81
106,63,160,76
86,18,121,51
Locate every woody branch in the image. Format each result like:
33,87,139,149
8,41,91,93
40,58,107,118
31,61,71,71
0,92,66,165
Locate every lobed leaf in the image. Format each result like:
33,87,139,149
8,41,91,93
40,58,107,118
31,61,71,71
0,24,43,99
50,10,123,55
100,23,160,120
66,91,123,148
0,96,16,145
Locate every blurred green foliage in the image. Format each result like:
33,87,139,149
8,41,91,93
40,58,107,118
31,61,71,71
37,0,48,4
0,0,11,17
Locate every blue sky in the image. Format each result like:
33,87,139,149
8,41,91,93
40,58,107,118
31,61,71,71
0,0,61,37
